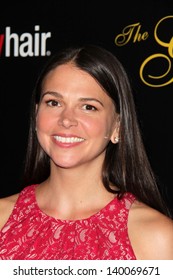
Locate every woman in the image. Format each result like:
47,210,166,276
0,44,172,260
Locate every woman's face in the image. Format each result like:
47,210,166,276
36,63,119,169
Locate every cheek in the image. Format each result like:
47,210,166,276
36,111,54,131
36,112,53,153
83,117,110,137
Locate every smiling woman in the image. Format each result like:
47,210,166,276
0,44,172,260
36,63,118,169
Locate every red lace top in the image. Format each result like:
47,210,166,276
0,185,136,260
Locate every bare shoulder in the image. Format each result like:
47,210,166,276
0,193,19,231
128,200,173,260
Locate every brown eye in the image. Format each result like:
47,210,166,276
46,100,60,107
83,104,97,111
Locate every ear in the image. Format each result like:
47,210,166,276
110,116,120,144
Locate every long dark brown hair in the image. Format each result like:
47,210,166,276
22,44,171,217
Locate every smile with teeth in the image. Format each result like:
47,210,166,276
54,136,85,143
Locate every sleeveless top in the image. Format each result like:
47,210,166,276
0,185,136,260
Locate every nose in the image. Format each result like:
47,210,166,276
58,108,78,128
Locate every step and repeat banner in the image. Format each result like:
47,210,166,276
0,1,173,212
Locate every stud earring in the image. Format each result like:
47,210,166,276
114,136,119,143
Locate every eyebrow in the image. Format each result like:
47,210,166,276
41,91,104,107
79,98,104,107
42,91,62,99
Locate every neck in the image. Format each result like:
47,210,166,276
36,162,115,220
49,162,103,197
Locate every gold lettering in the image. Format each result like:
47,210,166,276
114,15,173,87
115,23,148,46
115,23,140,46
142,32,149,40
133,25,147,42
140,15,173,87
140,53,173,87
154,15,173,58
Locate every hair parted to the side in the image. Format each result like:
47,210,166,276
22,44,171,217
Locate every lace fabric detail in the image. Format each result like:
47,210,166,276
0,185,136,260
